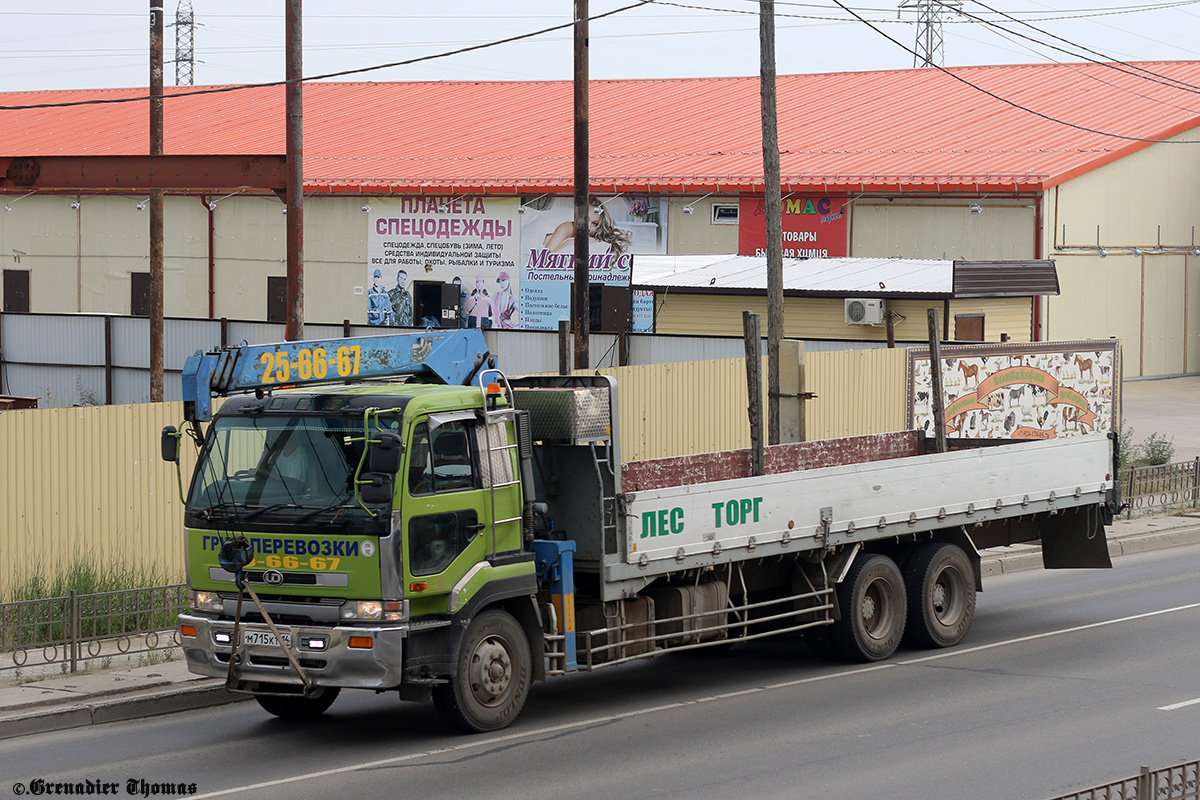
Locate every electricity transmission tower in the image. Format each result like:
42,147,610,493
173,0,196,85
898,0,962,68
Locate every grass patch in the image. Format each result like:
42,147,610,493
2,558,185,649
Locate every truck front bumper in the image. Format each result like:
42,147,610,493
179,613,407,690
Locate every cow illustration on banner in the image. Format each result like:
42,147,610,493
907,341,1119,439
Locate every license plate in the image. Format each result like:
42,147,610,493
242,630,291,648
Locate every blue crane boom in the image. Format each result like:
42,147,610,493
181,329,492,422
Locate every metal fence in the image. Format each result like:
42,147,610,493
0,584,187,675
1049,760,1200,800
1121,458,1200,518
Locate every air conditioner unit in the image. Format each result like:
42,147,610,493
845,298,885,325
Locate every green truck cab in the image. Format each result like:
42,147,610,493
173,334,543,731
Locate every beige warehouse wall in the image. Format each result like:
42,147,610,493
1051,129,1200,251
664,197,741,254
851,200,1036,260
0,351,912,589
1046,127,1200,377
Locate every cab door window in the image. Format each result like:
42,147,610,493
409,509,479,576
407,421,476,495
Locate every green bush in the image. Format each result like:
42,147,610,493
1115,423,1177,469
1141,432,1176,466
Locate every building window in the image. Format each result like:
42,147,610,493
954,314,985,342
130,272,150,317
267,276,287,323
3,269,30,312
712,204,739,225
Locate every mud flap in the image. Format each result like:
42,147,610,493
1039,506,1113,569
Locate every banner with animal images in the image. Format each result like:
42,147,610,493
906,340,1119,439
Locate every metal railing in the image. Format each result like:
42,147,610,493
0,584,187,676
1049,759,1200,800
1121,458,1200,518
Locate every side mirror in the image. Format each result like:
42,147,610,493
369,432,402,474
161,426,179,463
359,473,394,505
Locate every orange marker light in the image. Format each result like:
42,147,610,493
409,582,428,593
486,382,502,395
348,636,373,649
180,624,197,638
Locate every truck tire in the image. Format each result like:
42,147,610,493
433,609,531,733
903,542,975,648
254,686,340,719
831,554,906,662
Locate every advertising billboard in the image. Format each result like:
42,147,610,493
738,194,849,258
907,340,1119,439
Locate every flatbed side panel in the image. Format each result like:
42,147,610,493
621,431,922,492
621,435,1113,569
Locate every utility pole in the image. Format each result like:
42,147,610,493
174,0,195,86
285,0,304,341
898,0,962,68
149,1,165,402
760,0,783,444
572,0,590,369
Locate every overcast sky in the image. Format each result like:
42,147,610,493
1,1,1199,92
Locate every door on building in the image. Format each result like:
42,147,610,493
954,314,985,341
267,276,287,322
130,271,151,317
589,284,633,332
3,269,30,312
412,281,461,328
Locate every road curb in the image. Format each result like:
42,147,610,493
0,681,248,741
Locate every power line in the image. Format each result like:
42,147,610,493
824,0,1200,144
0,1,654,111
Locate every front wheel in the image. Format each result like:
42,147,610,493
831,554,906,662
903,542,976,648
433,609,531,733
254,685,340,719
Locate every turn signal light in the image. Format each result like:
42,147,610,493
486,382,502,395
409,582,427,592
348,636,373,649
180,625,197,638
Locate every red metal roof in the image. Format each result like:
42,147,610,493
3,61,1200,195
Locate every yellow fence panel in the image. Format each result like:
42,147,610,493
805,347,909,440
0,402,194,597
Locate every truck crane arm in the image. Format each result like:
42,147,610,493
181,329,492,423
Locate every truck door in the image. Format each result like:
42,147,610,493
401,416,491,604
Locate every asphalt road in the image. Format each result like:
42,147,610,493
3,545,1200,800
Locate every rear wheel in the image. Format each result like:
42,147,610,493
903,542,976,648
831,554,906,662
255,685,340,719
433,609,531,733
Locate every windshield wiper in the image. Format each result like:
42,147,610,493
294,502,355,524
240,503,302,521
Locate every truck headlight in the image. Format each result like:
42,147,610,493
191,590,223,613
341,600,382,621
340,600,406,622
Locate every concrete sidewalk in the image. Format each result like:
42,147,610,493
1,510,1198,742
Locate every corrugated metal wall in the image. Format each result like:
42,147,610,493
0,348,910,590
0,401,194,596
805,347,909,438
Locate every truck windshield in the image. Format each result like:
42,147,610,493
187,415,390,526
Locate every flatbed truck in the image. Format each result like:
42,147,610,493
166,329,1120,732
